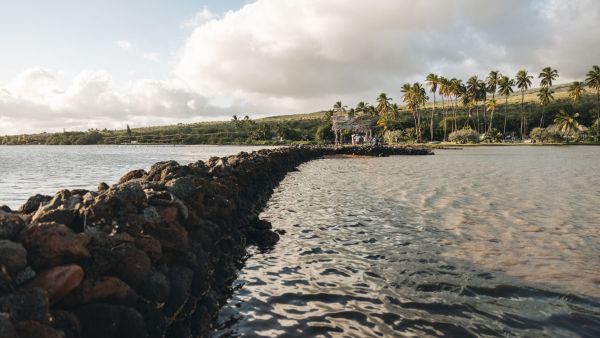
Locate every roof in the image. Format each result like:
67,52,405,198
331,114,377,132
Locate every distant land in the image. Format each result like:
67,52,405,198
1,82,598,146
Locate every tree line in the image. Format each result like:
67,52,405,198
335,65,600,143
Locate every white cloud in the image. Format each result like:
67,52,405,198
3,0,600,135
115,40,132,50
143,52,160,63
0,69,239,134
175,0,600,113
181,6,218,29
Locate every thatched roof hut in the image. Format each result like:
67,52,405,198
331,114,377,144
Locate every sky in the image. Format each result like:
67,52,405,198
1,0,599,135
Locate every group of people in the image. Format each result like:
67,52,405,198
350,133,381,146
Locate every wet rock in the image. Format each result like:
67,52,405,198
112,245,151,288
165,176,198,200
0,214,26,240
18,194,52,214
22,223,90,269
0,288,49,321
0,315,18,338
28,265,84,304
15,320,65,338
0,240,27,274
76,303,148,338
139,270,170,303
34,209,78,230
119,169,147,184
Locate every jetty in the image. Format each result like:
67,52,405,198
0,145,432,338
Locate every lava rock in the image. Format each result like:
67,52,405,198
0,214,26,240
112,245,151,288
22,222,90,269
0,316,18,338
119,169,148,184
0,288,49,322
76,303,148,338
27,265,84,304
0,240,28,274
18,194,52,214
139,270,170,303
15,320,65,338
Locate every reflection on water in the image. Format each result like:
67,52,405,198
214,146,600,337
0,145,276,209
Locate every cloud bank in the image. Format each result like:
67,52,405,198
2,0,600,134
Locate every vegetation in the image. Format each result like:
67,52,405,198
3,65,600,146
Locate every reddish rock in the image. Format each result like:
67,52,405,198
22,222,90,269
113,245,151,288
135,236,162,262
145,221,189,252
28,265,84,304
119,169,147,184
158,206,178,223
63,276,138,306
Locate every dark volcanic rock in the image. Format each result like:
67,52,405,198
1,145,432,338
76,303,148,338
0,214,26,240
18,194,52,214
0,240,28,274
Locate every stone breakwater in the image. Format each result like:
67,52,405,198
0,145,432,338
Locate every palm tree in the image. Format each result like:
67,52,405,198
466,76,480,132
515,70,533,137
486,70,501,101
439,76,451,141
333,101,347,115
426,73,440,141
498,76,515,135
486,99,497,133
585,65,600,130
537,87,554,127
402,83,427,142
553,110,580,141
539,67,559,88
568,82,586,103
401,83,417,136
376,93,394,134
450,79,463,132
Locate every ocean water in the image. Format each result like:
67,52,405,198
0,144,276,209
214,146,600,337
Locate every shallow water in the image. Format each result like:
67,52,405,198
0,145,275,209
214,146,600,337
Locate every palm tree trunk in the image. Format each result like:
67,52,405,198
442,96,447,141
430,93,436,141
540,105,545,128
597,89,600,137
520,91,525,138
504,96,508,135
489,108,495,133
475,103,480,134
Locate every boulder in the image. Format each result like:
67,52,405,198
27,265,84,304
139,270,170,303
76,303,148,338
119,169,147,184
0,316,18,338
0,214,26,240
50,310,81,338
22,223,90,269
0,288,49,322
18,194,52,214
62,276,138,307
15,321,65,338
0,240,27,274
112,245,151,288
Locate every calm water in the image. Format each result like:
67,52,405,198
214,146,600,337
0,145,276,209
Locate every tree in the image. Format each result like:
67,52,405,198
568,81,586,103
498,76,515,135
402,83,427,142
426,73,440,141
333,101,347,114
449,78,463,133
126,124,132,141
585,65,600,132
553,110,580,141
486,99,497,133
486,70,501,101
539,67,558,88
537,87,554,127
515,70,533,137
439,76,451,141
466,76,479,132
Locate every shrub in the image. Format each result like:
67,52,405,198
385,128,417,143
448,127,478,144
481,128,502,143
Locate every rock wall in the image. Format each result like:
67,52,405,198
0,145,432,338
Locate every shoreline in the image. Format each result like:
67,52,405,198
0,145,431,338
